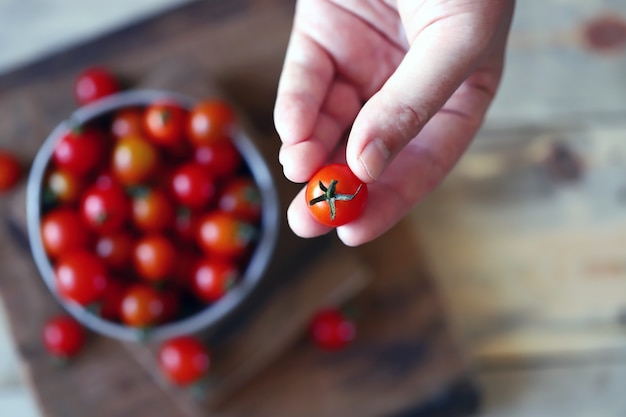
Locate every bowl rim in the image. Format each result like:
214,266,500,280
27,89,280,342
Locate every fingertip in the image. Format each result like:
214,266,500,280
279,141,327,184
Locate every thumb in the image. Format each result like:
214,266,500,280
346,6,508,182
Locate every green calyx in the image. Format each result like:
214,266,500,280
308,180,363,221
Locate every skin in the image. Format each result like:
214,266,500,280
274,0,515,246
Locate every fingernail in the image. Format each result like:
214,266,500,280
358,139,390,181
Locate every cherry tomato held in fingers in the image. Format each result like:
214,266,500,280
170,162,217,209
158,336,211,386
218,177,262,223
308,308,356,351
191,258,239,303
306,164,368,227
120,284,165,328
42,315,85,358
52,128,105,175
0,150,21,192
81,181,131,233
74,66,120,106
144,101,187,147
187,99,235,147
41,208,90,259
197,211,257,259
112,136,159,185
54,249,109,306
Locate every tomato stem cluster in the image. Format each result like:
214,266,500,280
308,179,363,222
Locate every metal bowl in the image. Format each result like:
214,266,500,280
27,89,280,342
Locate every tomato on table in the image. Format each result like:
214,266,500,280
0,150,21,192
170,162,217,209
187,99,235,147
80,181,131,234
133,234,177,282
308,308,356,351
112,136,159,185
191,258,239,303
120,284,165,328
42,315,85,358
54,249,109,306
306,164,368,227
52,127,105,175
41,208,90,259
74,66,120,106
197,211,257,259
158,336,210,386
144,101,187,147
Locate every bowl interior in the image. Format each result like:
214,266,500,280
27,90,280,342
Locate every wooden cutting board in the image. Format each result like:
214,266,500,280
0,1,474,416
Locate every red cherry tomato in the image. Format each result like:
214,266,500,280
157,290,180,324
120,284,164,328
99,279,127,322
193,141,241,178
45,168,85,204
74,66,120,105
112,136,159,185
42,315,85,358
197,211,257,259
54,249,109,306
81,181,131,234
187,100,235,147
52,128,105,175
0,150,21,192
306,164,368,227
130,187,175,232
133,234,176,282
144,101,187,147
218,177,262,223
174,207,201,244
40,208,90,259
111,108,144,138
158,336,210,386
94,231,134,271
170,162,217,209
308,308,356,351
191,258,239,303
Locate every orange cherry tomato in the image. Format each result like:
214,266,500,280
187,100,235,147
112,136,159,185
111,108,144,139
197,211,257,259
144,101,187,147
218,177,262,223
131,187,175,232
133,234,176,282
120,284,164,327
45,168,85,204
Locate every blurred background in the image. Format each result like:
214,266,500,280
1,0,626,416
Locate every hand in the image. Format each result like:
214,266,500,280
274,0,515,246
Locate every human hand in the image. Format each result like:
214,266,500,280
274,0,515,246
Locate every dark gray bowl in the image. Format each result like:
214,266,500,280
27,89,280,342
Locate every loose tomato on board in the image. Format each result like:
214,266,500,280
158,336,210,386
112,136,159,185
52,128,105,175
308,308,356,351
41,208,90,259
54,249,109,306
144,101,187,147
187,100,235,147
80,181,131,234
42,315,85,358
197,211,257,259
191,258,239,303
74,66,120,106
0,150,21,192
306,164,368,227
